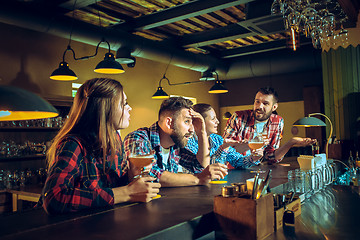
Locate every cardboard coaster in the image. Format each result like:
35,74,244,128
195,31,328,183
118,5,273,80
209,180,228,184
152,194,161,199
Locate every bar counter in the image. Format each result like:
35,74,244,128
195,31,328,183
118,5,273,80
1,158,359,240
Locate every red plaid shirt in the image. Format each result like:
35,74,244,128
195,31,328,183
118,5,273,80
223,110,284,164
41,132,128,214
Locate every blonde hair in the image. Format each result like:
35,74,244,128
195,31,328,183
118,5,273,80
47,78,124,171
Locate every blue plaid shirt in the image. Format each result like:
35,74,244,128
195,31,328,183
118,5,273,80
123,122,203,180
186,133,259,169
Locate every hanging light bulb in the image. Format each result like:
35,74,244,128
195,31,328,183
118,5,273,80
287,27,299,51
50,40,125,80
152,76,170,99
50,46,78,81
50,2,124,80
50,61,78,81
208,72,228,94
93,4,125,74
152,87,169,99
0,86,59,121
94,52,124,74
208,80,228,94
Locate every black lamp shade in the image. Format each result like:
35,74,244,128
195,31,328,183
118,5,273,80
224,111,232,120
50,62,78,81
208,80,228,94
293,117,326,127
200,71,215,81
152,87,169,99
94,53,125,74
0,86,59,121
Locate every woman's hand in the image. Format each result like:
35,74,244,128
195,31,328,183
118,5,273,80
127,176,161,202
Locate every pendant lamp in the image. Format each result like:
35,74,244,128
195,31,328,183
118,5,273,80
50,61,78,81
152,87,169,99
293,113,333,159
0,86,59,121
94,52,124,74
208,80,228,94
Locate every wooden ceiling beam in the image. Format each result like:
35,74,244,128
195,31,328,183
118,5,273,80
221,35,311,58
170,14,284,48
115,0,254,31
173,23,253,48
60,0,96,9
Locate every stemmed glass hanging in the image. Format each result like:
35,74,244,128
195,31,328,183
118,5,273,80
271,0,348,49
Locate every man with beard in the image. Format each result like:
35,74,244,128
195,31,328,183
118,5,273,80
223,87,316,164
124,97,228,187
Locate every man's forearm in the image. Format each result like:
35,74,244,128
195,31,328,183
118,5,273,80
274,137,317,161
159,171,200,187
274,140,295,161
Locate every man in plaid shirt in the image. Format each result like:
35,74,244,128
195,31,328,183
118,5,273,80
124,97,228,187
223,87,316,164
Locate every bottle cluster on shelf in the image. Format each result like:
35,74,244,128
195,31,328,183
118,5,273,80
0,168,47,190
337,151,360,186
0,140,49,158
0,115,67,128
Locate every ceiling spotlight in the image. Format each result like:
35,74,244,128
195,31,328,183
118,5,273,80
200,70,215,81
116,47,135,64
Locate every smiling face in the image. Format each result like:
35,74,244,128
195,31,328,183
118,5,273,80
203,108,219,135
113,92,132,130
253,92,278,121
170,108,194,148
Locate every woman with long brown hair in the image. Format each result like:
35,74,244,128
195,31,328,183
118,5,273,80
41,78,160,214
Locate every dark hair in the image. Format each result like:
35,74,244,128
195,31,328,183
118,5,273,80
257,86,279,103
193,103,212,119
159,97,193,119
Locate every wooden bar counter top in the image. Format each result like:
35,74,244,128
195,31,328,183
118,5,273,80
1,157,359,240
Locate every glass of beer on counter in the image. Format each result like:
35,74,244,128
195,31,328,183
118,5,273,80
128,147,161,199
128,149,154,178
248,131,264,156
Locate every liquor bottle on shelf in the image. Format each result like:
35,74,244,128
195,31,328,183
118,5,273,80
354,151,360,186
355,151,360,170
348,150,359,186
312,141,320,156
348,151,354,171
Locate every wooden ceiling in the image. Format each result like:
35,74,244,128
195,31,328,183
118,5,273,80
2,0,359,60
